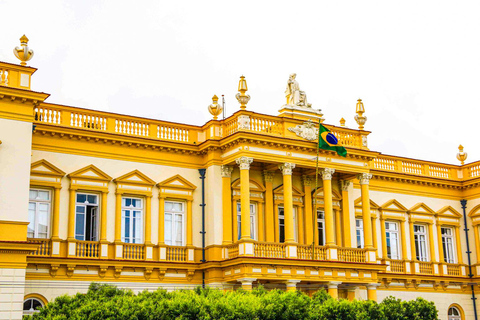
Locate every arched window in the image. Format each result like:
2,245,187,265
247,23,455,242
23,298,44,316
448,306,462,320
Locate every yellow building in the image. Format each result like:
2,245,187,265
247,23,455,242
0,37,479,320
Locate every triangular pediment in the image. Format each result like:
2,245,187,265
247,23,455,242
437,206,462,218
274,185,305,197
380,199,407,212
114,170,155,186
68,165,112,181
469,204,480,218
409,203,435,215
354,197,379,208
157,175,196,190
231,178,265,192
313,188,341,200
31,159,65,177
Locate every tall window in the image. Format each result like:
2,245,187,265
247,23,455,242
237,202,256,240
28,189,51,238
75,193,98,241
165,201,185,246
385,221,400,259
121,197,143,244
414,224,428,261
278,206,297,243
356,219,364,248
442,227,456,263
317,211,325,245
448,306,462,320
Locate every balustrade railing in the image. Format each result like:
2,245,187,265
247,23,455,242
225,243,239,259
27,238,51,256
0,62,33,89
34,107,62,124
388,260,405,273
338,247,366,263
297,245,327,260
373,156,459,180
123,243,144,260
116,119,149,137
71,112,107,130
166,246,187,262
76,241,99,258
254,242,286,258
446,263,461,276
468,163,480,178
418,261,433,274
249,115,283,135
330,129,361,148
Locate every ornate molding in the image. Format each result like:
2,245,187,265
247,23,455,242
236,156,253,170
221,165,233,178
279,163,296,175
357,173,373,185
340,180,351,191
288,120,318,141
263,170,275,183
321,168,335,180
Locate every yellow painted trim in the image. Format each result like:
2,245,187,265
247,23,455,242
145,196,152,244
341,188,351,247
240,168,251,239
0,221,28,241
265,180,275,242
323,178,335,246
115,193,122,242
222,176,233,244
400,220,408,261
428,224,436,263
100,192,108,241
335,209,342,246
436,223,444,266
304,184,314,246
455,226,463,264
447,303,465,320
158,197,165,244
361,184,373,249
187,200,193,246
282,172,295,244
52,187,61,239
24,293,48,306
67,189,75,240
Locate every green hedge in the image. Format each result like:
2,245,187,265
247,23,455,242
26,283,438,320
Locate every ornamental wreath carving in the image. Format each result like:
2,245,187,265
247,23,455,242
288,119,318,141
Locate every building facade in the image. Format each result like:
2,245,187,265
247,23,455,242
1,38,480,320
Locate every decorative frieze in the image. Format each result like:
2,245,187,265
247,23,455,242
236,156,253,170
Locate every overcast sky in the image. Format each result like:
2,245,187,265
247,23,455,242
1,1,479,165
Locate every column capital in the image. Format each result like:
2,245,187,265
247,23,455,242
328,281,342,289
279,163,296,175
321,168,335,180
237,277,257,285
263,170,275,183
302,175,313,187
357,173,373,185
221,165,234,178
366,283,381,289
340,180,351,191
236,157,253,170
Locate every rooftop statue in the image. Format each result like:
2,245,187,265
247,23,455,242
285,73,312,108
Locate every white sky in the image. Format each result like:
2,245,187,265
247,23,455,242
1,0,479,165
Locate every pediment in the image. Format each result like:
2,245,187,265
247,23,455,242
354,197,379,208
31,159,65,177
469,204,480,218
274,185,305,197
437,206,462,218
114,170,155,186
409,203,435,215
231,178,265,192
68,165,112,182
157,174,196,191
379,199,407,212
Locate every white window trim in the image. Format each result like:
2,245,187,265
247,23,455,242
165,200,186,246
23,298,44,316
317,210,326,246
237,202,257,240
75,192,99,241
414,224,429,262
356,218,364,249
121,197,144,244
278,206,298,243
441,226,457,264
28,188,51,239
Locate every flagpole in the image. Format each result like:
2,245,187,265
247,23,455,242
312,119,321,260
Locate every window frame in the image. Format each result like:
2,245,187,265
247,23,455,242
164,200,186,246
23,297,44,316
277,205,298,243
237,202,257,241
317,210,326,246
441,226,456,264
356,218,364,249
28,188,52,239
121,196,144,244
385,221,401,260
74,192,100,242
413,224,429,262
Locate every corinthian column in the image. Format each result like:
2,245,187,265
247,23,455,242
279,163,296,244
322,168,335,246
221,165,234,244
358,173,375,262
236,157,253,240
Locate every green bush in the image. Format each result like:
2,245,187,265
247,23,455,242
25,283,438,320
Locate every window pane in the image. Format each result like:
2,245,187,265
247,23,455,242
75,213,85,240
172,202,182,212
38,191,49,200
37,206,49,238
165,213,172,245
28,203,35,237
175,214,183,246
165,202,173,212
87,195,97,204
250,215,255,239
76,194,87,203
124,215,130,241
29,190,38,200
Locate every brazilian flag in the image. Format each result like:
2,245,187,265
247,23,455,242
318,121,347,157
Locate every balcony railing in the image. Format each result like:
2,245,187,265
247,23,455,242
123,243,145,260
297,245,327,260
388,259,405,273
76,241,99,258
254,242,286,258
166,246,187,262
446,263,461,276
27,238,51,256
418,261,434,275
338,247,366,263
225,243,239,259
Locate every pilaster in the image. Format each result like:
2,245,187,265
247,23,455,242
221,165,234,244
264,170,275,242
280,163,297,258
357,173,375,262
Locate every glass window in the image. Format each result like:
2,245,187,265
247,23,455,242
385,221,400,259
237,202,256,240
165,201,184,246
442,227,456,264
122,197,143,244
448,306,461,320
75,193,99,241
414,224,428,261
317,211,325,246
23,298,44,316
28,189,51,238
278,206,297,243
356,219,364,249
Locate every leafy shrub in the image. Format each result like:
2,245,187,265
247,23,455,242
25,283,438,320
